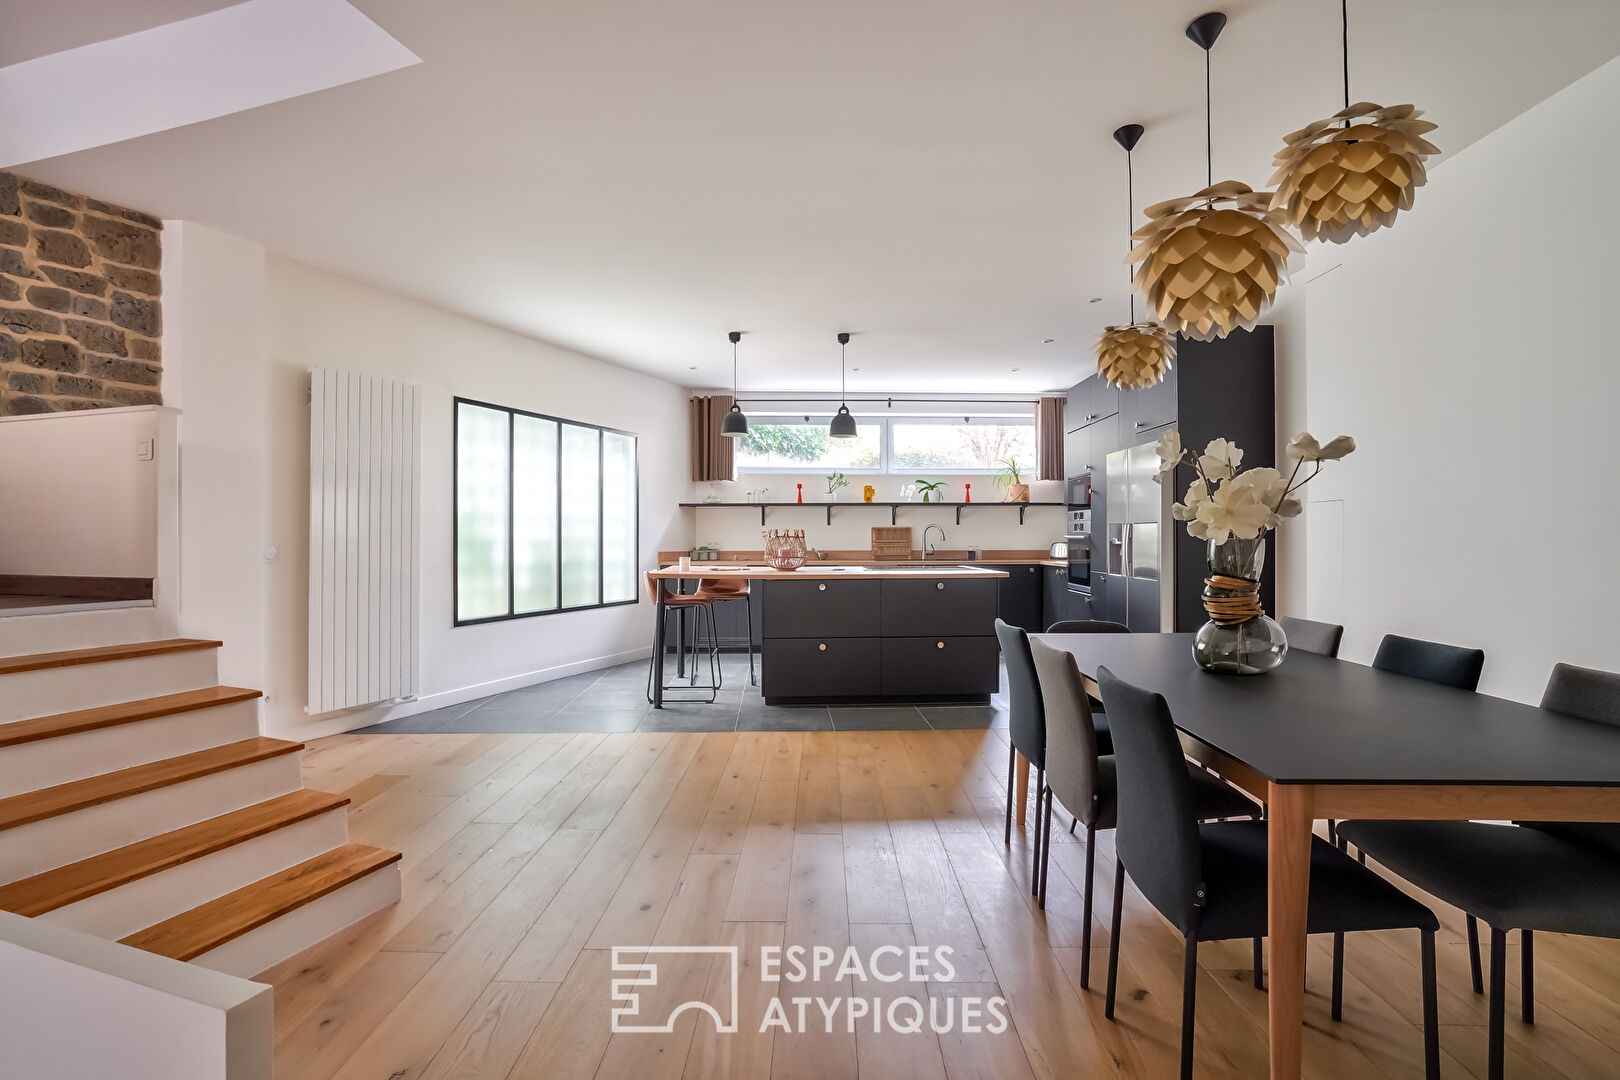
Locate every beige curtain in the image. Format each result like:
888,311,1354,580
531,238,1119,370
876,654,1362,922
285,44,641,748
690,395,736,482
1037,395,1065,481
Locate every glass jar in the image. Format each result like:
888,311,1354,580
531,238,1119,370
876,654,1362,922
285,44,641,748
1192,536,1288,675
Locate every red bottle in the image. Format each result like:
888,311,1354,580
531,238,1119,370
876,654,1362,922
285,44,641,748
796,483,803,504
965,483,972,503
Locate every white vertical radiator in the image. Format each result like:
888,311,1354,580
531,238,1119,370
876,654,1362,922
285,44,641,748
308,368,421,714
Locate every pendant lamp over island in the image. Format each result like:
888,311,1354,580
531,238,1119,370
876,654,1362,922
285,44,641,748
720,330,748,437
1129,12,1301,342
829,332,857,439
1269,0,1438,243
1096,123,1176,391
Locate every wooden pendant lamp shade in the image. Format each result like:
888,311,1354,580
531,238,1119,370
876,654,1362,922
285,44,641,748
1270,105,1438,244
1097,322,1176,390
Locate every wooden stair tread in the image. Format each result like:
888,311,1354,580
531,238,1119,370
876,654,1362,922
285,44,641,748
0,737,303,832
120,844,401,961
0,686,262,749
0,790,349,918
0,638,222,676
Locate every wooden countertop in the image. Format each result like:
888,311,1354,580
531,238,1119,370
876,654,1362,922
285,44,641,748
659,550,1065,569
649,564,1009,580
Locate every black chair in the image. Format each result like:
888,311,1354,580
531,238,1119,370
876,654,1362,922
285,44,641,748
1042,618,1129,759
995,619,1048,897
1373,633,1485,691
1028,639,1258,988
1341,662,1620,1080
1097,666,1441,1080
1278,615,1343,658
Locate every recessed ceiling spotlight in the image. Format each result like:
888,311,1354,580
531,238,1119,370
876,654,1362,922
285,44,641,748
1011,367,1021,372
1088,297,1103,303
1042,339,1055,344
688,365,697,370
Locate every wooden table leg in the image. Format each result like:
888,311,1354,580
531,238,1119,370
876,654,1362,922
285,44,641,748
1015,752,1030,828
1267,782,1313,1080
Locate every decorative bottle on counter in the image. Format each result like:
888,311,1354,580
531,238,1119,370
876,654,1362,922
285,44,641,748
796,483,803,504
965,483,972,503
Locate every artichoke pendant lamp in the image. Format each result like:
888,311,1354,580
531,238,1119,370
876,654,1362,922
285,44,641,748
1129,12,1301,342
1097,124,1176,390
1269,0,1438,243
720,330,749,437
828,332,857,438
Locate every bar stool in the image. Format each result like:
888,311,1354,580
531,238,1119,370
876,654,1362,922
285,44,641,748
644,572,721,703
696,576,756,686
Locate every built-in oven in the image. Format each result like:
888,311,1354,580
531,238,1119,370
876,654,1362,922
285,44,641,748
1065,472,1092,510
1066,508,1091,590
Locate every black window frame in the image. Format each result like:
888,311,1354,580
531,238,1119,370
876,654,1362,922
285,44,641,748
452,395,640,626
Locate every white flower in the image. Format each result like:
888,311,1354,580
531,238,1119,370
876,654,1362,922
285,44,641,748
1286,432,1357,462
1152,429,1183,484
1194,468,1288,544
1198,438,1244,480
1172,478,1209,521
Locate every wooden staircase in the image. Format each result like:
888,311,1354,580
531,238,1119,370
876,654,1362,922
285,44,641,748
0,638,400,978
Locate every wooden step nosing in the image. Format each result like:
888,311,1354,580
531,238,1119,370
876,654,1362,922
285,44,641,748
0,638,223,677
121,845,403,961
0,687,263,749
0,790,351,918
0,738,305,832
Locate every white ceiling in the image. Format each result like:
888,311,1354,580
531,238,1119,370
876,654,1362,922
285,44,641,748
16,0,1620,393
0,0,246,66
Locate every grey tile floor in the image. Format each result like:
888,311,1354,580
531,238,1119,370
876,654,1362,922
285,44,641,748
354,653,1011,735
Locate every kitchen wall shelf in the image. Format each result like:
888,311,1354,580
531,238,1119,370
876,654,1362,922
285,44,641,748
678,501,1064,526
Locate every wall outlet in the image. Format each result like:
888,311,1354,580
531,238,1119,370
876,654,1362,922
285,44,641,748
135,437,155,461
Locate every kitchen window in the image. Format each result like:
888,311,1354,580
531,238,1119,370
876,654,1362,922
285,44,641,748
735,413,1035,475
454,398,638,625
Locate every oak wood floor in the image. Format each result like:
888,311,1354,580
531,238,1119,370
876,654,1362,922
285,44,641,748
264,729,1620,1079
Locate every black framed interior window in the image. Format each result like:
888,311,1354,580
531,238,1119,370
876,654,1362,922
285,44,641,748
454,397,639,625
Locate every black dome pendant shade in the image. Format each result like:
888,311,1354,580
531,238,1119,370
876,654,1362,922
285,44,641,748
720,330,748,437
828,332,857,438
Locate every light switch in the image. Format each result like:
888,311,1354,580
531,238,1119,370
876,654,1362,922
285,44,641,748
136,437,155,461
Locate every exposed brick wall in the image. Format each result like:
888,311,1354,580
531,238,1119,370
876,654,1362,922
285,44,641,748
0,170,163,416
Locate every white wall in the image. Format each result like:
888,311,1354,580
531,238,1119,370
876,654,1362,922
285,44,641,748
1301,53,1620,703
0,407,160,577
262,256,689,738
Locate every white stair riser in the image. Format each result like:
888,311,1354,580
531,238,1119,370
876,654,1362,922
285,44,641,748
0,651,218,723
0,752,303,884
42,808,350,940
189,861,401,979
0,701,261,798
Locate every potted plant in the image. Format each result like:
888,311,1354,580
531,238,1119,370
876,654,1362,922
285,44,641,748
824,471,850,501
916,480,946,503
1154,429,1355,674
996,457,1030,503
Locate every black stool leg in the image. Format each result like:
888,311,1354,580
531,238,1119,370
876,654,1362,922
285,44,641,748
745,592,757,685
1003,745,1015,847
1522,929,1534,1024
1104,858,1125,1020
1488,926,1506,1080
1331,932,1345,1020
1467,914,1484,995
1080,823,1096,988
1420,929,1440,1080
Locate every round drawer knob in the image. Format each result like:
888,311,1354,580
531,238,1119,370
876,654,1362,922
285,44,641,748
936,641,945,649
818,643,827,652
936,582,945,590
818,583,826,592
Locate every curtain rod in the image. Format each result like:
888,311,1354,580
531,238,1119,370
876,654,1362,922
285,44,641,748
727,395,1044,407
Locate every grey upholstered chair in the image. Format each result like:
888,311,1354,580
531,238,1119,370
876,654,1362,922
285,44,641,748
1278,615,1343,657
1097,666,1441,1080
1041,618,1129,759
1373,633,1485,690
1027,640,1258,983
1521,663,1620,858
995,619,1048,898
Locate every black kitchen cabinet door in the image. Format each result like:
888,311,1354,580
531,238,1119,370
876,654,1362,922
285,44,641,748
763,580,882,639
1063,426,1090,481
997,565,1043,632
1041,567,1073,630
1100,572,1128,624
882,637,999,697
1120,364,1178,439
763,637,883,700
880,578,998,638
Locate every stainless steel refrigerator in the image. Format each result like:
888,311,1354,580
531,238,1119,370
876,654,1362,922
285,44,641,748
1101,440,1172,632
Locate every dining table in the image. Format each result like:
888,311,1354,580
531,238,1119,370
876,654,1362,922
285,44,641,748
1032,631,1620,1080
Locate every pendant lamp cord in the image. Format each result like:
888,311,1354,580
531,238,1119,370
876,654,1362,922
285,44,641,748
732,338,739,399
1342,0,1351,125
840,339,847,400
1203,45,1213,201
1127,147,1136,324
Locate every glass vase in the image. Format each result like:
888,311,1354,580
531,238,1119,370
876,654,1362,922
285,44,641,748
1192,536,1288,675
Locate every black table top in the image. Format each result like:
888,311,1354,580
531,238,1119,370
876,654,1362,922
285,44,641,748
1032,632,1620,787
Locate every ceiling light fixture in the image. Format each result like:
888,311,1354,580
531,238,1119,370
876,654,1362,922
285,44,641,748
1129,12,1301,341
720,330,748,437
828,332,857,439
1269,0,1438,243
1098,124,1177,390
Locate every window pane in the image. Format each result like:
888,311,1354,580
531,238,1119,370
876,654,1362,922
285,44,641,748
560,424,601,608
601,431,637,603
890,421,1037,472
513,415,559,613
735,420,881,471
456,403,510,621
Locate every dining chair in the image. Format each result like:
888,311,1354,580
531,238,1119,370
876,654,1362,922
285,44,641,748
995,619,1048,897
644,572,721,703
1041,618,1129,759
1520,663,1620,857
1278,615,1343,658
697,576,756,686
1028,639,1258,989
1096,666,1441,1080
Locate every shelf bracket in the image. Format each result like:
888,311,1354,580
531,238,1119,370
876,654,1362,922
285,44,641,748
1019,505,1027,525
955,505,964,525
826,505,833,526
891,506,898,525
760,505,767,526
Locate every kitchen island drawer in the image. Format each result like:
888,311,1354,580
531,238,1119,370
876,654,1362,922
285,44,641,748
880,577,998,637
762,637,883,700
881,636,999,698
763,579,881,639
